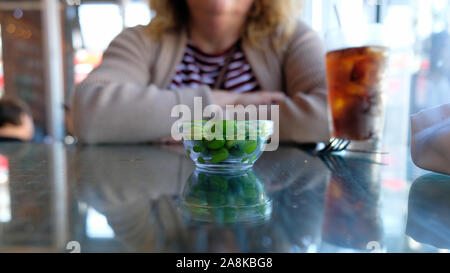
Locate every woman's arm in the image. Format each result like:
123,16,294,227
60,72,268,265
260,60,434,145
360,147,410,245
411,104,450,175
70,27,213,144
280,23,330,143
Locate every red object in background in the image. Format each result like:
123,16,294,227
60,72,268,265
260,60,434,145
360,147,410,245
74,51,103,84
0,154,9,171
382,178,406,191
420,60,430,70
0,75,4,90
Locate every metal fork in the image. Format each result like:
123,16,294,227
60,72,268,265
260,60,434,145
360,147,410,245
316,138,351,154
316,138,389,155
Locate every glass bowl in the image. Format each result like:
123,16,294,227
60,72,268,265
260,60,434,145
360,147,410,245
179,169,272,224
180,120,274,172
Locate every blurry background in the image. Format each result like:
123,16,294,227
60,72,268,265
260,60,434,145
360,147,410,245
0,0,448,254
0,0,448,144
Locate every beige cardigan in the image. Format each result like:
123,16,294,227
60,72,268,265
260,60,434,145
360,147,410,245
71,21,330,144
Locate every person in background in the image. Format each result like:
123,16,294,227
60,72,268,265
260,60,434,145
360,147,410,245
0,97,34,142
71,0,330,144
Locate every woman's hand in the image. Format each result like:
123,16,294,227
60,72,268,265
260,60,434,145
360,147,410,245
212,90,286,108
234,91,286,106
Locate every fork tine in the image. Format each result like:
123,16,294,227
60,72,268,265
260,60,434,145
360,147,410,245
320,139,335,153
337,139,349,152
335,139,344,151
342,140,351,150
332,139,343,152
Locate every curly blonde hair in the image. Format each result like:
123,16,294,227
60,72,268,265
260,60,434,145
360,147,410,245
147,0,303,46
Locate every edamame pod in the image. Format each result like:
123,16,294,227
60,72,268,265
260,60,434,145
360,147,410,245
205,139,226,150
244,140,258,154
193,142,207,153
210,148,229,164
197,157,206,164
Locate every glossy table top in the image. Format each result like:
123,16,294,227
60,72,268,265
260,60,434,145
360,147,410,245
0,143,449,253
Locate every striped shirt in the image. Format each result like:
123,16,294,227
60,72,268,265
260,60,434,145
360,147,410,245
169,42,260,93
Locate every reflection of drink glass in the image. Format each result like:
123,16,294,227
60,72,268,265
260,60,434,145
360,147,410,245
325,25,389,146
320,155,383,252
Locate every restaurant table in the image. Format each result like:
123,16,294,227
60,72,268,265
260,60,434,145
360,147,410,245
0,143,449,253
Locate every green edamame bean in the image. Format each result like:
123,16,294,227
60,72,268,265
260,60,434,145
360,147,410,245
197,157,206,164
228,141,246,157
193,145,202,153
244,140,258,154
226,140,237,148
210,148,229,164
193,141,209,154
205,139,226,150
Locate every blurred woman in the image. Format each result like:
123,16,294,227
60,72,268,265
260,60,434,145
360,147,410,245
71,0,329,144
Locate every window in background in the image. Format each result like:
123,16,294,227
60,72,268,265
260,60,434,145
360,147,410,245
74,0,151,84
124,0,152,28
409,0,450,115
78,3,123,52
302,0,375,35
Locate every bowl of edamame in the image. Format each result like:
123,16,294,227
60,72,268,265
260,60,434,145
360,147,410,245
180,120,274,171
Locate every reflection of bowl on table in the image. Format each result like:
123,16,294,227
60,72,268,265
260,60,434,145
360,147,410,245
180,120,274,172
180,169,272,224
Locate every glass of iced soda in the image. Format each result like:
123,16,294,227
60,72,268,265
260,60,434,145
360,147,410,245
325,24,389,149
